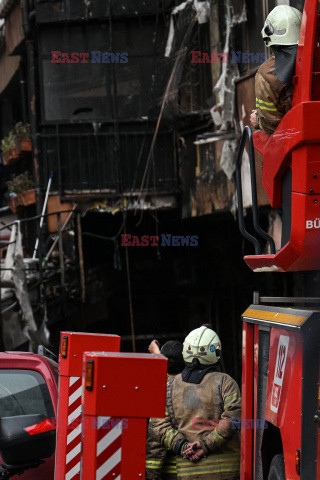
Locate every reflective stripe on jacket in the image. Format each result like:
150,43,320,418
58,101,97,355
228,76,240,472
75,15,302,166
146,375,178,480
255,55,292,135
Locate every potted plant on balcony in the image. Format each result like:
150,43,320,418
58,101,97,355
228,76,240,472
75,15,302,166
1,123,31,166
7,172,35,214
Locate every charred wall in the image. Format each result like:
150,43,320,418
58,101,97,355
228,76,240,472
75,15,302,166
0,0,311,381
43,209,294,384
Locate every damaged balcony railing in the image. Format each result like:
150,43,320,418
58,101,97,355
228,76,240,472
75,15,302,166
0,208,79,350
39,126,178,198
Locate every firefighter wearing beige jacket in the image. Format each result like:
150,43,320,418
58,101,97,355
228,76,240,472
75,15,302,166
150,325,241,480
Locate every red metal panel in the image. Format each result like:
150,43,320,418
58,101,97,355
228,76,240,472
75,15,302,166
240,322,254,480
292,146,320,194
81,352,167,480
292,0,319,105
252,324,259,480
265,329,302,480
55,333,120,480
81,416,147,480
244,191,320,271
257,102,320,207
82,352,167,418
58,332,121,377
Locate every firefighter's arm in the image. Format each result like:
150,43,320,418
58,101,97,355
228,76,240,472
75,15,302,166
150,410,188,455
145,419,167,480
278,84,293,115
202,376,241,453
256,78,282,135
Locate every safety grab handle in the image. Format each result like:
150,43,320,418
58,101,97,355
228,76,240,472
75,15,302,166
235,126,276,255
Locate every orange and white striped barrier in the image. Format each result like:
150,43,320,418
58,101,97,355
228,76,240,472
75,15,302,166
81,352,167,480
55,332,120,480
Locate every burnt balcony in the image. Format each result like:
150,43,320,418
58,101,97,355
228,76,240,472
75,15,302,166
39,124,178,199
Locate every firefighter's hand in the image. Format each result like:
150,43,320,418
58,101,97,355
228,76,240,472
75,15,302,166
182,441,206,462
148,340,161,354
250,110,259,129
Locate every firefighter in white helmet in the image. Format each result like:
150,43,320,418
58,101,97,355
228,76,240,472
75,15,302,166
250,5,302,135
150,325,241,479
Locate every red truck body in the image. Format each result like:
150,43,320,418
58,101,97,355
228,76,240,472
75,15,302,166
241,304,320,480
0,351,58,480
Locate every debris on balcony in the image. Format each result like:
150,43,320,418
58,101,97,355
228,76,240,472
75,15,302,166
165,0,211,57
211,0,247,132
1,222,39,349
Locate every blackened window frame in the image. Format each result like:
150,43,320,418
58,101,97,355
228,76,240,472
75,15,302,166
37,18,169,125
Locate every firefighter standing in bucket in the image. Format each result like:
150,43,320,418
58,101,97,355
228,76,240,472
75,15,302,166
150,325,241,479
250,5,302,135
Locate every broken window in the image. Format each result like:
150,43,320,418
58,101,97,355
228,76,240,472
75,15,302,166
157,3,213,118
39,18,167,123
234,0,274,75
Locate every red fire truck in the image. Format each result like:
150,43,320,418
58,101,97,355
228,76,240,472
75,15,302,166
236,0,320,478
0,349,58,480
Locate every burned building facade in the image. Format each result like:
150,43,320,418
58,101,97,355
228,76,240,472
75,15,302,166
0,0,305,381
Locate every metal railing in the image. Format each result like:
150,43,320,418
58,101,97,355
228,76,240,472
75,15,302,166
0,208,79,355
235,126,276,255
39,127,178,197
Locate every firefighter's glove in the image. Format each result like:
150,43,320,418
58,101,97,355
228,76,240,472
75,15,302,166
174,438,189,456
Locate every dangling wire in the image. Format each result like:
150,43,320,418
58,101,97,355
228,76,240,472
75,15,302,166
113,238,122,271
131,0,163,212
122,207,136,352
136,15,197,204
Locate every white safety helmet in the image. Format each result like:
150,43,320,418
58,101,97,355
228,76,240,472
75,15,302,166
261,5,302,47
183,325,221,365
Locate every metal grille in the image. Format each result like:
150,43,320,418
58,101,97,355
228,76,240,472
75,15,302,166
39,127,177,197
